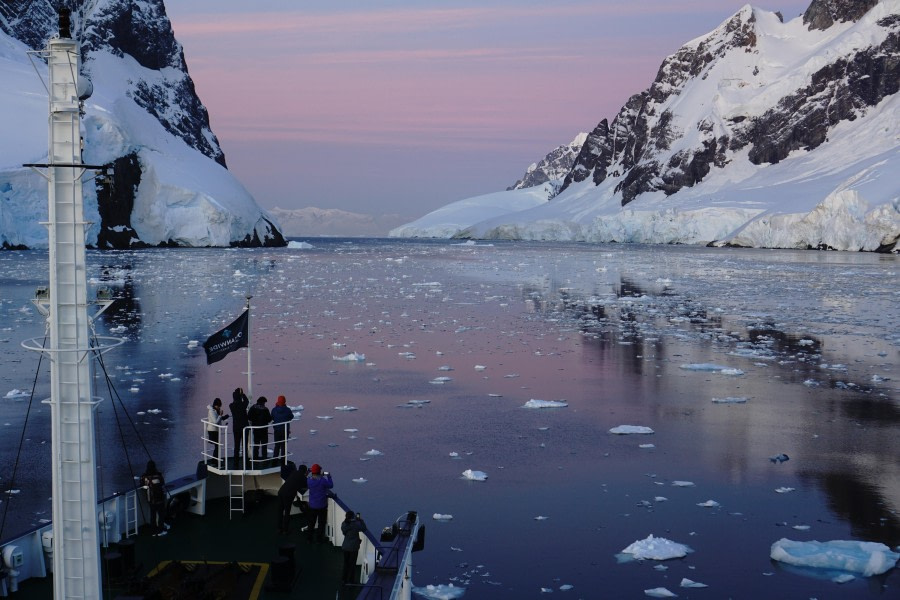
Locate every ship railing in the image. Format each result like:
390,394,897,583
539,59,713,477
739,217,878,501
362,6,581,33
201,419,297,472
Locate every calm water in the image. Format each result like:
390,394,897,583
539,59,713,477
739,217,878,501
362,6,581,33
0,239,897,598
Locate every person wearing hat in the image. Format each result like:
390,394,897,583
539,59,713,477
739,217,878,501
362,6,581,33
229,387,250,464
247,395,272,465
306,463,333,542
271,395,293,463
277,463,308,534
341,510,367,583
206,397,228,464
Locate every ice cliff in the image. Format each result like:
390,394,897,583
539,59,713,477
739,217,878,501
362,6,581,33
392,0,900,252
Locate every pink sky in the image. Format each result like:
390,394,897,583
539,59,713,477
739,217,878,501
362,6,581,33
164,1,813,218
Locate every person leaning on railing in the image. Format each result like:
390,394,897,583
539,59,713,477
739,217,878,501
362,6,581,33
206,397,228,462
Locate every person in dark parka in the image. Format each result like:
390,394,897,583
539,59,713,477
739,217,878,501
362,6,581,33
271,395,293,463
306,463,333,542
341,510,367,583
230,387,250,463
247,396,272,464
277,463,308,534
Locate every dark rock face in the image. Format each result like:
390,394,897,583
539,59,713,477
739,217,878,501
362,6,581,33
553,3,893,208
95,153,143,249
804,0,880,30
508,136,586,191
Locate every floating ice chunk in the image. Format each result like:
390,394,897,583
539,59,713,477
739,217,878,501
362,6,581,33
833,573,855,583
712,397,748,404
186,340,199,348
770,538,899,576
335,405,358,411
793,525,810,531
4,389,29,399
147,409,161,414
679,578,707,588
129,387,139,393
286,241,313,249
448,452,459,458
534,516,549,521
433,514,453,521
680,363,729,371
411,582,467,600
639,444,656,449
671,481,695,487
654,497,668,502
523,399,568,409
488,393,502,397
559,584,573,591
769,453,790,464
333,352,366,362
775,487,795,493
365,449,383,456
110,325,127,333
316,415,333,420
802,379,820,387
430,376,453,384
621,534,692,560
609,425,654,435
352,478,367,484
697,500,720,508
411,583,466,599
462,469,487,481
438,365,454,371
344,428,359,433
644,587,677,597
474,365,487,371
398,352,416,359
540,589,552,594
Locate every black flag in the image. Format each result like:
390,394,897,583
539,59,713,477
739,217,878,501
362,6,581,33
203,310,249,365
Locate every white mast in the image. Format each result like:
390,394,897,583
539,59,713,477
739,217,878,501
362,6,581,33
43,10,102,598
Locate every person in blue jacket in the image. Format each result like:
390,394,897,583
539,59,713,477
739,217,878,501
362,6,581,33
271,395,293,463
306,463,333,542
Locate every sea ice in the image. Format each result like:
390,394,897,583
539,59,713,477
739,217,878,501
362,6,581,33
679,578,707,588
364,449,383,456
621,534,692,560
433,514,453,521
335,405,358,411
523,399,568,409
609,425,654,435
770,538,899,576
644,587,677,597
352,478,367,484
671,481,695,487
430,376,453,384
286,241,313,249
462,469,488,481
333,352,365,362
711,397,748,403
4,389,28,399
775,487,795,493
411,583,465,600
697,500,720,508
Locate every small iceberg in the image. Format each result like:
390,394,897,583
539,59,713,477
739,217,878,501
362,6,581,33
609,425,654,435
352,478,367,484
430,376,453,385
770,538,899,576
461,469,487,481
432,513,453,521
697,500,720,508
644,588,676,598
679,578,707,588
412,583,465,600
4,389,29,399
620,534,692,561
335,405,358,411
679,363,744,375
287,240,314,249
364,449,383,456
671,481,695,487
712,397,748,404
333,352,366,362
523,399,568,409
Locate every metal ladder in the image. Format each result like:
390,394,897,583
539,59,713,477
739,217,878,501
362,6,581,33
124,489,140,537
228,471,245,519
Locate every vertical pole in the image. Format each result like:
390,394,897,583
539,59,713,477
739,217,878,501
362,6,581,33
46,15,103,599
246,295,253,400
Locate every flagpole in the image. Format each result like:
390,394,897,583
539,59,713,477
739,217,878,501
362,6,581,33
246,294,253,400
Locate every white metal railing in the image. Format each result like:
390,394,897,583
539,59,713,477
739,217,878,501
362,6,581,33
201,419,296,470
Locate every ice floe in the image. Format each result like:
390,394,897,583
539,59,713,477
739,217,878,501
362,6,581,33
352,478,367,484
609,425,654,435
286,241,313,249
679,578,707,588
644,588,677,598
411,583,465,600
4,389,28,399
433,514,453,521
620,534,692,560
770,538,899,576
711,397,748,404
696,500,720,508
334,405,358,411
461,469,487,481
333,352,366,362
522,399,568,409
364,449,383,456
679,363,744,375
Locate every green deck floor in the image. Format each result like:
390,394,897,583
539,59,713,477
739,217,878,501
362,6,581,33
15,493,352,599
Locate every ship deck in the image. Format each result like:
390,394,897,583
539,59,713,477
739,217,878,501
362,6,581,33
13,493,354,599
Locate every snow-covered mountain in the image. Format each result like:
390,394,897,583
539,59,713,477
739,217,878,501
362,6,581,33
0,0,285,249
392,0,900,252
